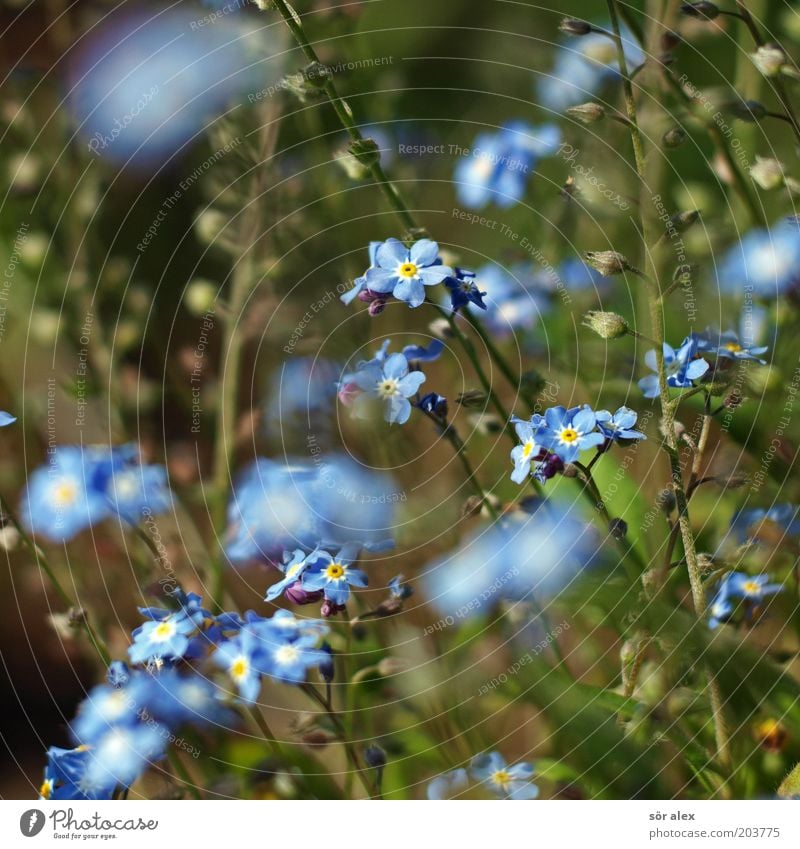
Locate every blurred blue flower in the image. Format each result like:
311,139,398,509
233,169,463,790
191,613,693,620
349,351,427,424
470,262,553,337
453,121,561,208
717,221,800,297
693,328,768,364
638,338,709,398
82,723,166,794
265,357,339,429
427,767,468,800
471,751,539,800
106,463,171,523
726,572,783,602
71,684,139,745
365,238,453,308
708,577,735,630
389,574,413,600
728,503,800,544
139,670,232,728
537,28,644,112
0,411,16,426
40,745,111,801
402,339,444,362
106,661,131,688
537,405,605,463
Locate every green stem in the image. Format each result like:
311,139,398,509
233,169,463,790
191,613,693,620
606,0,732,775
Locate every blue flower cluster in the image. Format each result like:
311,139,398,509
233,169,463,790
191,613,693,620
224,453,396,564
727,503,800,545
21,444,170,541
510,405,645,484
427,751,538,800
708,572,784,629
453,121,561,209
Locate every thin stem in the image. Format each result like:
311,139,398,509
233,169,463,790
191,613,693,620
167,752,202,799
248,704,285,760
606,0,732,773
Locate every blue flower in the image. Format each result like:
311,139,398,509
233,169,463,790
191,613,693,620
717,220,800,297
470,751,539,799
470,262,553,337
106,661,131,688
401,339,444,362
445,268,487,311
127,611,198,666
427,767,468,800
0,410,16,426
258,629,331,685
364,238,453,308
537,28,644,112
265,357,339,427
213,626,269,703
727,503,800,544
453,121,561,208
416,392,448,416
638,338,710,398
105,463,171,523
595,407,647,442
71,681,142,745
138,670,232,728
349,351,427,424
21,446,115,541
537,405,605,463
509,417,544,483
726,573,783,602
301,545,368,607
82,722,167,794
40,745,111,801
694,328,768,364
265,549,310,602
388,574,413,600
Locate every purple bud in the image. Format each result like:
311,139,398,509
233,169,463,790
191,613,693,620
284,582,324,605
357,288,382,303
321,599,346,618
368,297,388,317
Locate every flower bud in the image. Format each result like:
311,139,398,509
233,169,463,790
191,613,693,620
583,310,629,339
566,102,606,124
368,297,387,317
728,99,767,122
609,518,628,540
751,44,787,78
559,18,592,36
680,2,719,19
662,127,687,148
750,156,785,190
285,583,324,605
658,489,677,514
669,209,701,232
364,745,387,769
348,137,381,169
584,250,632,277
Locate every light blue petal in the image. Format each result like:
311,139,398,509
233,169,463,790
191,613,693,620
409,239,439,266
375,238,407,268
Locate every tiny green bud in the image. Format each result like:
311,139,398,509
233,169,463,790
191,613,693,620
662,126,687,148
566,102,606,124
583,310,629,339
348,137,381,169
728,99,767,122
584,250,633,276
669,209,701,232
559,18,592,36
751,44,787,78
750,156,786,190
680,2,719,20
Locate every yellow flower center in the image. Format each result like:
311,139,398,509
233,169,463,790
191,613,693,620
325,562,345,580
377,378,399,399
39,779,54,799
522,440,535,458
52,480,78,506
724,342,743,353
491,769,512,789
741,580,762,595
398,262,418,278
559,427,579,444
230,656,249,681
153,619,176,640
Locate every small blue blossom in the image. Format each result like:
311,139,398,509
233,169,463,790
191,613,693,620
265,548,309,602
427,767,468,800
364,238,453,308
139,670,232,728
693,328,768,364
106,661,131,688
259,629,331,685
445,268,487,311
470,262,553,337
401,339,444,362
349,351,427,425
105,463,171,523
416,392,448,416
127,610,198,666
595,407,647,442
70,684,139,745
638,338,710,398
213,625,270,703
509,417,544,483
301,545,368,607
453,121,561,208
726,572,783,602
537,405,605,463
728,503,800,544
388,574,413,600
82,722,167,794
470,751,539,800
708,582,734,630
